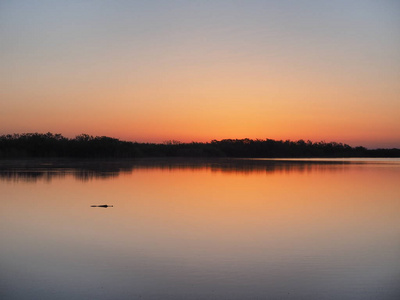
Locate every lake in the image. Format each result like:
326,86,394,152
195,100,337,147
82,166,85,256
1,158,399,299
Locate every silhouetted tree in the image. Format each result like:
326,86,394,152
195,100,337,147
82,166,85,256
0,133,399,158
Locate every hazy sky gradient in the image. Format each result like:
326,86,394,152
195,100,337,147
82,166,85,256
1,0,399,148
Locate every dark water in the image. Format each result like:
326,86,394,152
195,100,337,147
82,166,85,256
1,158,399,299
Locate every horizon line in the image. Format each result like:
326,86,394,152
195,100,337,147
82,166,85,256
1,132,399,150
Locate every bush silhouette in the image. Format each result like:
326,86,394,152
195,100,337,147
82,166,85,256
0,133,399,158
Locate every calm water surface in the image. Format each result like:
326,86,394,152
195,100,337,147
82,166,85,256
1,158,399,299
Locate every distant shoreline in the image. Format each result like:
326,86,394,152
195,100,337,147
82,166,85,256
1,133,399,158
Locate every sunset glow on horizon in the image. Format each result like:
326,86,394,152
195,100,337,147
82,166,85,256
1,1,399,148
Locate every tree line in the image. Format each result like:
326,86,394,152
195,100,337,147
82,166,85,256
0,133,399,158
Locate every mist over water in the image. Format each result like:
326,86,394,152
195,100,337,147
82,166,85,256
1,159,399,299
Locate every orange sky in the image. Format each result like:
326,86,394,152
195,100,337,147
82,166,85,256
1,1,399,148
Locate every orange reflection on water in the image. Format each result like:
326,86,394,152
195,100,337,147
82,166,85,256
1,160,399,299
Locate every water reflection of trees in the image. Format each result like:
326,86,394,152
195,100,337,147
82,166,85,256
0,170,122,182
0,158,365,182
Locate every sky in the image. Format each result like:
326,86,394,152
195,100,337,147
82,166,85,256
1,0,399,148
